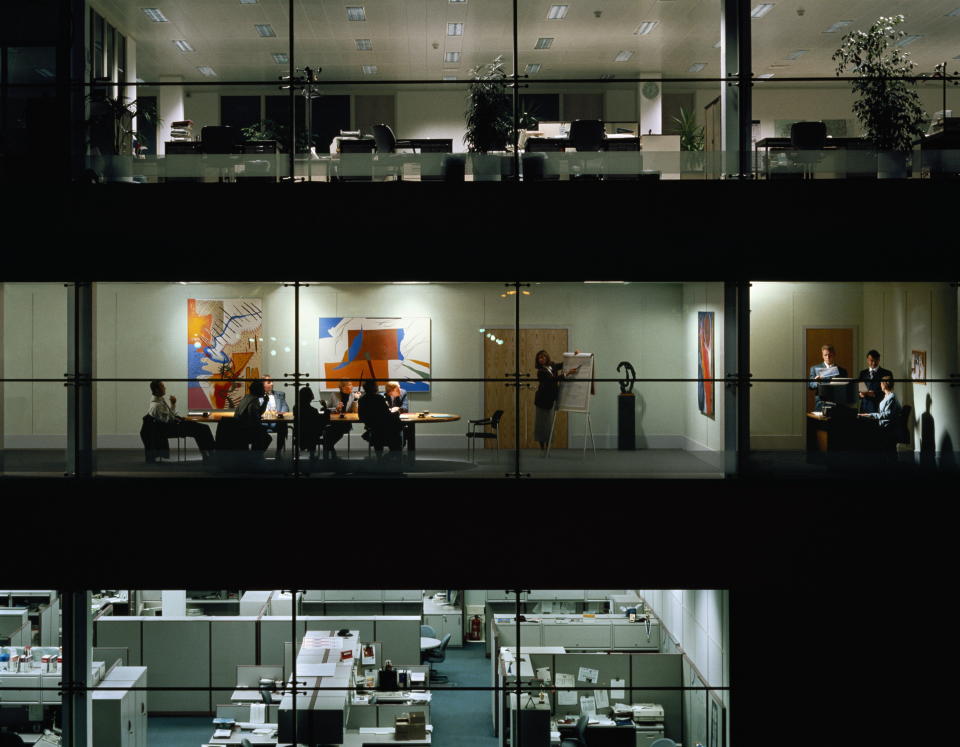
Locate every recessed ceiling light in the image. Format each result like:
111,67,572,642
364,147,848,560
443,75,457,80
750,4,775,18
525,63,541,73
769,64,790,68
600,73,615,79
535,37,554,49
172,39,194,52
355,38,372,50
823,20,853,33
614,50,633,62
272,53,288,64
346,6,366,21
634,21,658,35
35,67,55,78
894,34,922,48
449,0,466,3
141,8,169,22
197,66,217,76
947,7,960,15
239,0,257,4
687,62,706,73
547,5,569,20
255,24,276,37
785,49,807,60
447,22,464,35
361,64,378,74
444,51,461,63
756,72,775,78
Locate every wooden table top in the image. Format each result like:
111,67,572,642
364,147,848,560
187,411,460,424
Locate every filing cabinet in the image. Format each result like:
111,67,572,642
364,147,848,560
541,621,612,649
422,613,463,647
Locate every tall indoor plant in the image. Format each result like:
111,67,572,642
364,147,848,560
671,107,705,177
832,15,927,178
86,92,160,180
464,56,512,180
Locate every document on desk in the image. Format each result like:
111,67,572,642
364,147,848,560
360,728,394,735
556,673,576,705
580,696,597,716
250,703,266,724
577,667,599,684
594,689,609,711
610,679,625,699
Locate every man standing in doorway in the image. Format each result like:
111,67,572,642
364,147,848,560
809,344,848,412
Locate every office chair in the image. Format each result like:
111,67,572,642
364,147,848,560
788,121,827,179
568,119,606,179
559,714,589,747
140,415,185,463
649,739,677,747
465,409,504,462
421,624,437,638
200,125,243,181
422,632,451,682
371,124,412,181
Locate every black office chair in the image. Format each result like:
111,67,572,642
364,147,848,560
421,632,451,682
559,714,589,747
201,125,243,182
788,121,827,179
336,138,376,181
465,409,504,462
371,124,412,181
139,415,185,463
568,119,606,179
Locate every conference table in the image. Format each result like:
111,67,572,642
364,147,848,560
187,410,460,453
420,636,442,651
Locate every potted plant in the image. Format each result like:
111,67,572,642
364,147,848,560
671,107,705,178
86,91,160,180
241,119,311,153
464,56,512,180
832,15,927,178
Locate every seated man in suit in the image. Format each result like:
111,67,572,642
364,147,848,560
293,385,328,459
259,374,290,456
146,380,216,459
358,379,402,457
234,379,272,452
808,344,849,412
323,379,358,458
857,350,893,415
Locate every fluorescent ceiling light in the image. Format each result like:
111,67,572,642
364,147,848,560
785,49,807,60
600,73,615,79
255,24,276,37
823,20,853,33
634,21,658,35
894,35,922,48
947,7,960,15
584,281,627,283
272,53,288,64
750,4,775,18
361,64,378,74
35,67,55,78
447,22,464,35
535,37,554,49
547,5,568,20
197,66,217,76
355,38,372,50
172,39,194,52
449,0,466,3
444,51,461,63
525,63,541,73
141,8,168,22
687,62,706,72
239,0,257,4
769,64,790,68
614,50,633,62
346,6,366,21
756,72,775,78
443,75,457,80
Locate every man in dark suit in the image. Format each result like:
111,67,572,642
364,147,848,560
260,374,290,456
857,350,893,415
808,344,849,411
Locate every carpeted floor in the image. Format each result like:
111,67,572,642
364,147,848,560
144,644,498,747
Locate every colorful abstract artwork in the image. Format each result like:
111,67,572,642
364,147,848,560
698,311,715,418
318,317,431,392
187,298,263,411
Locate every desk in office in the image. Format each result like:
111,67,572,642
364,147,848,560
913,129,960,178
806,409,859,459
524,135,640,152
326,412,460,451
420,636,442,651
331,137,453,154
554,720,664,747
754,136,871,178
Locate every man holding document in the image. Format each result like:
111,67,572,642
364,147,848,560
857,350,893,414
809,344,849,412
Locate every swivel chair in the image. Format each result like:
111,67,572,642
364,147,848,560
200,125,243,181
421,632,451,682
788,121,827,179
465,409,504,462
559,714,589,747
568,119,606,179
371,123,413,181
421,624,437,638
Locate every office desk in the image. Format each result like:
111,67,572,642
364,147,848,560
326,412,460,451
755,137,871,178
806,409,859,461
524,136,640,152
554,720,664,747
913,130,960,178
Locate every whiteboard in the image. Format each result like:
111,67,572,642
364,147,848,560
556,353,594,413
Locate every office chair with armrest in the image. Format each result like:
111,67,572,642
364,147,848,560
465,409,504,462
372,123,413,181
559,714,589,747
568,119,606,179
422,633,451,682
788,121,827,179
140,415,185,463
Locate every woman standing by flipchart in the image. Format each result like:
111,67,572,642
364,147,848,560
533,349,580,451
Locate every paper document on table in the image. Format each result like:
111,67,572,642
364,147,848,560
858,381,869,393
580,696,597,716
610,679,625,699
359,727,393,734
250,703,265,724
578,667,599,684
594,689,609,710
556,673,576,704
817,365,839,379
536,666,552,682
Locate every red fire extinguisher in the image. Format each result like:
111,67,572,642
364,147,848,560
469,615,482,641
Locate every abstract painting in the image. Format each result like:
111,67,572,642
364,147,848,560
187,298,263,411
318,317,431,392
911,350,927,385
698,311,715,417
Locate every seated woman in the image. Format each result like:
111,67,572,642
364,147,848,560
293,386,329,459
857,375,903,452
357,379,402,456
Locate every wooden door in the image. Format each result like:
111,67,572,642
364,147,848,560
805,327,855,413
483,329,569,449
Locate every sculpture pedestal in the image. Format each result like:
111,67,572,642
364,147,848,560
617,393,635,450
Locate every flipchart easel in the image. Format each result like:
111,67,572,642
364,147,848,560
546,352,596,458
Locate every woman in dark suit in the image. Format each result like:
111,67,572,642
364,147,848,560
533,350,581,451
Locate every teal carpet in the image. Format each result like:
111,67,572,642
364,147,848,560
145,643,498,746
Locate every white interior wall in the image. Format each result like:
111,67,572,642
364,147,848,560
183,91,219,136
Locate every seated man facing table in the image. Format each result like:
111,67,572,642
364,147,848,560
146,380,215,459
259,374,290,456
358,379,403,457
233,379,272,452
293,385,329,459
384,380,411,448
323,379,358,458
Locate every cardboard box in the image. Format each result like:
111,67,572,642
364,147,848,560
395,711,426,740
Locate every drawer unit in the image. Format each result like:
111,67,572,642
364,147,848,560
495,622,543,648
324,590,383,602
613,622,660,649
383,590,422,602
542,622,612,649
486,590,527,602
0,674,41,702
41,674,62,704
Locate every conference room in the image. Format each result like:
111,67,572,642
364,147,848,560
11,0,956,183
2,279,956,479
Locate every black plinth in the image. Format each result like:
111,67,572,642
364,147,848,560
617,393,635,450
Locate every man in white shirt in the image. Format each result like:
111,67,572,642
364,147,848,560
147,380,215,457
259,375,290,456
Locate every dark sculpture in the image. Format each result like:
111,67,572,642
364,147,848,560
617,361,636,394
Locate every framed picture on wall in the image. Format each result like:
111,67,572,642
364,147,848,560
698,311,715,418
911,350,927,384
708,692,725,747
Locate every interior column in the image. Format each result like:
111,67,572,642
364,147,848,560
61,591,93,747
157,75,184,156
637,73,662,135
720,0,751,177
66,282,95,477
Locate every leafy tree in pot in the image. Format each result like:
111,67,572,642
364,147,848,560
671,107,704,152
86,92,160,156
832,15,927,153
464,56,513,153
